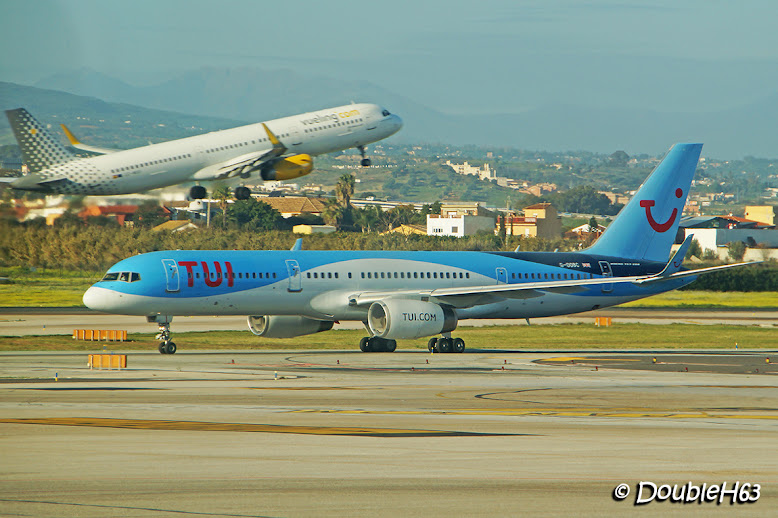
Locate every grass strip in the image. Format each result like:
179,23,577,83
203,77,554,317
1,323,774,351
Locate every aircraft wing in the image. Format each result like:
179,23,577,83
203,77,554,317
349,259,760,309
61,124,121,155
192,123,288,181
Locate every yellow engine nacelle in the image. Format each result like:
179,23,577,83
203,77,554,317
260,154,313,181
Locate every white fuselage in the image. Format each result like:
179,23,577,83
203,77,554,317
39,103,402,195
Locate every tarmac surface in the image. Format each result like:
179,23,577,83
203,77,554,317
1,349,777,517
2,307,777,336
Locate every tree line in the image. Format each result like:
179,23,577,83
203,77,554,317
0,220,570,272
1,218,774,291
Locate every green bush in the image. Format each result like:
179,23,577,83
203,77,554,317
680,263,778,292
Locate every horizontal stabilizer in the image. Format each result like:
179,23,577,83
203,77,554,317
635,261,762,285
61,124,119,154
655,235,693,277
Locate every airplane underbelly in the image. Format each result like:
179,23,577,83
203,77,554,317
119,168,193,192
457,292,642,320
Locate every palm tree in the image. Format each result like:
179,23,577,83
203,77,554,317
335,173,355,208
322,198,345,228
212,185,232,228
353,205,382,233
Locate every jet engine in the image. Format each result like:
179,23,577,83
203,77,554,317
367,299,457,340
260,154,313,181
247,315,333,338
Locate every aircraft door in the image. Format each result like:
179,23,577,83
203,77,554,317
598,261,613,293
496,267,508,284
285,260,302,292
162,259,180,293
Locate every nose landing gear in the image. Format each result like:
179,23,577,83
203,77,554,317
357,145,371,167
149,315,177,354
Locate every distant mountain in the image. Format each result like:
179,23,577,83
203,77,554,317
0,81,242,148
15,68,778,158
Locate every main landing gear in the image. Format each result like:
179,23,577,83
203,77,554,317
359,336,397,352
357,145,371,167
189,185,252,200
427,336,465,353
190,185,207,199
234,186,252,200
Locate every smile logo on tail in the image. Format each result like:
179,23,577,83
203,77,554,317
640,188,683,233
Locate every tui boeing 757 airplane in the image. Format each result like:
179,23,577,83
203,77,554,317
83,143,757,354
2,103,402,200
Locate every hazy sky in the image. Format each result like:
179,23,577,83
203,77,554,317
2,0,778,115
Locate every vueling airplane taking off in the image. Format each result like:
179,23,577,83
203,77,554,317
84,143,757,354
2,104,402,200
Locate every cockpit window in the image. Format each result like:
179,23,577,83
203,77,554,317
382,109,391,117
100,271,141,283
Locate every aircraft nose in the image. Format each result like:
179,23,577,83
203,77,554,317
83,286,112,311
387,114,403,134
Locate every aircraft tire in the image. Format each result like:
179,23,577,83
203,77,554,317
158,342,167,354
234,186,251,200
427,338,437,352
386,339,397,352
453,338,465,353
436,338,452,353
359,337,370,352
361,158,371,167
368,337,385,352
165,342,177,354
190,185,207,199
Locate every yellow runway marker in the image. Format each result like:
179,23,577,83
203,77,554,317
538,357,641,362
244,387,363,391
291,409,778,420
0,418,513,437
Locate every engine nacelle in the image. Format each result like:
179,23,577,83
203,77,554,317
260,154,313,181
367,299,457,340
247,315,333,338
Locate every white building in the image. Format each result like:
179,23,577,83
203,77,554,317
684,228,778,254
445,160,496,181
427,214,495,238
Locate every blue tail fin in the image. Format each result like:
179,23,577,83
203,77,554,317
587,143,702,262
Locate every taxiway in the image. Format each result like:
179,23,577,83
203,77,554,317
1,349,776,516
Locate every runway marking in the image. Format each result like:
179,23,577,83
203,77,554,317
291,409,778,420
538,357,640,362
701,385,778,389
244,387,363,391
0,418,516,437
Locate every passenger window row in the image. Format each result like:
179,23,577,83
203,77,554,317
304,119,362,133
360,271,470,280
186,272,277,280
511,272,592,280
111,154,191,174
305,272,339,279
